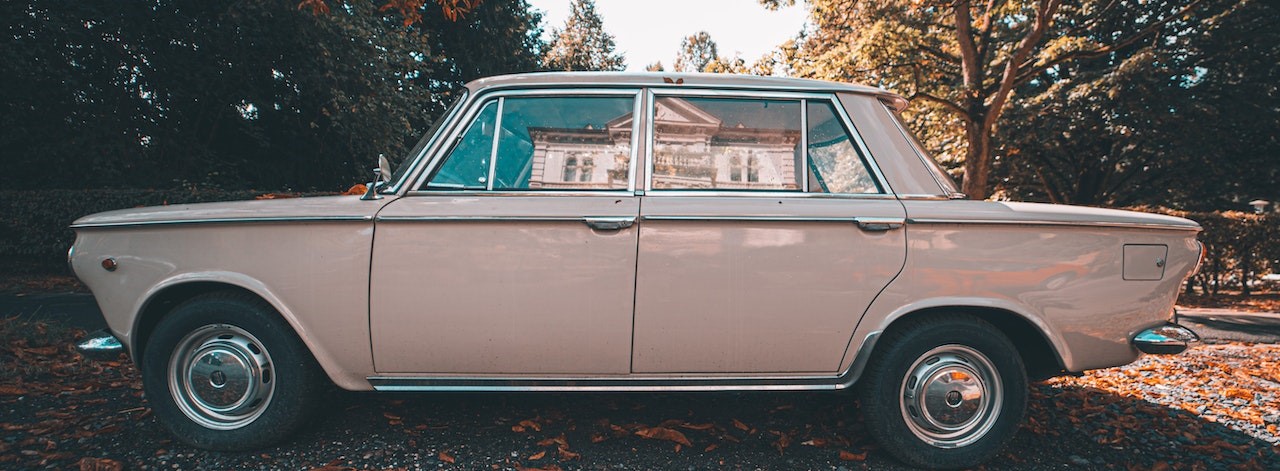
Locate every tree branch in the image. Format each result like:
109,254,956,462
1012,0,1207,86
953,0,984,100
910,92,968,117
983,0,1061,130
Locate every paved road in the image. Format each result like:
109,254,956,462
4,292,1277,344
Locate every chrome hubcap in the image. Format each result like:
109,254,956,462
900,345,1002,448
168,325,274,430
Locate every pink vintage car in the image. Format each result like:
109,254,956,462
70,72,1202,469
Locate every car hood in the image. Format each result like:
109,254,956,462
903,200,1201,232
71,195,385,229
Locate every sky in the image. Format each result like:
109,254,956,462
526,0,810,72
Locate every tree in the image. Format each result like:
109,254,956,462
543,0,625,71
673,31,719,73
775,0,1224,199
994,0,1278,209
0,0,543,190
645,61,665,72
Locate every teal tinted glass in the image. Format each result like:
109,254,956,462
426,101,498,190
492,96,634,190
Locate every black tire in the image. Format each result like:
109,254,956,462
857,314,1027,470
141,291,326,451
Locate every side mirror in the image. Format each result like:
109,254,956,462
361,154,395,201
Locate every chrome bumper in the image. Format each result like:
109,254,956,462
1132,323,1200,355
76,330,124,360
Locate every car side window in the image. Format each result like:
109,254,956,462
806,101,881,194
426,101,498,190
651,97,802,191
425,95,635,191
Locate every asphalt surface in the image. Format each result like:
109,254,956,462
2,294,1279,470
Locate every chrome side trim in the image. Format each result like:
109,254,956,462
643,215,857,222
70,216,373,229
405,190,633,197
906,218,1203,232
368,332,880,392
377,216,590,223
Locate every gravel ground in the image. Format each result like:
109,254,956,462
1,320,1277,470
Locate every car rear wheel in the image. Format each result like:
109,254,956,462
858,314,1027,469
141,292,325,451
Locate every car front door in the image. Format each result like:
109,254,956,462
631,92,908,374
370,91,642,375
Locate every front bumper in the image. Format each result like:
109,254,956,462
1132,323,1200,355
76,330,124,360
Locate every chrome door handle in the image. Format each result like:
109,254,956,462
583,216,635,231
854,217,905,232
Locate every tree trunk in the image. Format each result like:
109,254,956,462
961,120,992,199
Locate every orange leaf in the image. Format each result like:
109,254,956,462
78,457,123,471
528,451,545,461
704,443,718,452
1223,388,1254,401
679,422,715,431
731,419,749,431
519,419,542,432
838,450,867,461
343,184,368,196
438,451,455,464
556,446,580,461
634,426,692,447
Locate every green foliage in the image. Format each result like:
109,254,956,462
995,0,1279,210
542,0,624,71
780,0,1237,199
0,0,543,191
1140,207,1280,295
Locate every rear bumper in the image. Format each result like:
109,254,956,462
1132,323,1200,355
76,330,124,360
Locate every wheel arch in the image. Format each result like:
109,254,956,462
130,274,323,379
869,303,1069,380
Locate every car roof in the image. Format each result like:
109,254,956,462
464,72,909,111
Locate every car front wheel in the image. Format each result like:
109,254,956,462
141,292,325,451
858,314,1028,469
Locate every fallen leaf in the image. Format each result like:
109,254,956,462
528,451,545,461
635,427,692,447
78,457,123,471
438,451,455,464
731,419,750,431
704,444,718,452
801,438,830,447
519,419,542,432
838,450,867,461
556,446,580,461
679,422,715,431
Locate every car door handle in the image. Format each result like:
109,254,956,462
854,217,905,232
583,216,636,231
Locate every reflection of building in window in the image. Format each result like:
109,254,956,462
649,98,799,190
528,119,631,189
561,155,596,182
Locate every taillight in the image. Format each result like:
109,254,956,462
1189,240,1207,277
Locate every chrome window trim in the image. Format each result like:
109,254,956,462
385,90,470,195
409,88,644,193
368,332,882,392
633,190,899,200
404,190,642,198
800,98,809,192
642,90,892,196
484,97,505,191
907,218,1203,232
70,216,373,229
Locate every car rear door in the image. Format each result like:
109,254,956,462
631,91,907,374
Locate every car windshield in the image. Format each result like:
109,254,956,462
385,91,469,189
